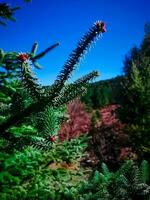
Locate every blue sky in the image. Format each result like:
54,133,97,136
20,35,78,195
0,0,150,85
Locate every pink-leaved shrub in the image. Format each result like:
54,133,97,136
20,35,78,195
86,104,137,169
58,99,91,141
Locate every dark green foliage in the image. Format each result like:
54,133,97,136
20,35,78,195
119,58,150,126
78,160,150,200
125,124,150,162
33,107,63,138
0,1,32,26
0,3,20,26
117,24,150,162
140,160,150,184
81,76,123,109
123,46,141,75
0,50,20,84
141,24,150,57
20,62,44,100
48,135,88,164
0,135,88,200
118,58,150,161
123,23,150,76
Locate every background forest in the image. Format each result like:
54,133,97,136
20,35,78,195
0,1,150,200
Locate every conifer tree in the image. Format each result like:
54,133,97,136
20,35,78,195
0,21,106,150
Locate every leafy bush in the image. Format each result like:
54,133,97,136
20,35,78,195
125,124,150,162
88,105,133,169
58,100,91,141
0,135,88,200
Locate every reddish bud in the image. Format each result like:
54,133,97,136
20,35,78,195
17,53,29,62
101,22,106,33
49,136,55,143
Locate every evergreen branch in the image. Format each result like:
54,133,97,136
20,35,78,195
52,85,87,107
34,106,60,138
0,3,20,25
0,21,104,141
6,134,32,151
74,70,99,84
32,43,59,60
31,138,53,150
0,98,48,134
32,62,42,69
49,21,104,98
101,162,110,176
5,71,99,117
0,103,10,115
31,42,38,56
0,82,85,135
20,62,43,100
52,71,99,106
140,160,150,184
4,134,52,151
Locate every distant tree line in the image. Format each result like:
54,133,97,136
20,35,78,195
81,75,123,109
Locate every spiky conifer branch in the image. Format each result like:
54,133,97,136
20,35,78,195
31,43,59,61
31,42,38,56
0,3,20,26
52,71,99,106
74,70,99,85
0,21,106,148
20,62,43,100
3,133,53,151
0,71,99,135
48,21,104,98
52,85,87,107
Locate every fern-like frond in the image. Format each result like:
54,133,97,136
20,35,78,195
36,106,61,138
31,137,53,150
101,162,110,176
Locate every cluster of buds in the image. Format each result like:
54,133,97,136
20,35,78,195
17,53,30,62
96,21,106,33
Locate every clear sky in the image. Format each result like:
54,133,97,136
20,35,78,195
0,0,150,85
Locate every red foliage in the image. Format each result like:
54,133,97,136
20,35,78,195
85,104,136,169
119,147,138,161
58,99,91,141
101,104,121,126
101,22,106,33
100,104,126,138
